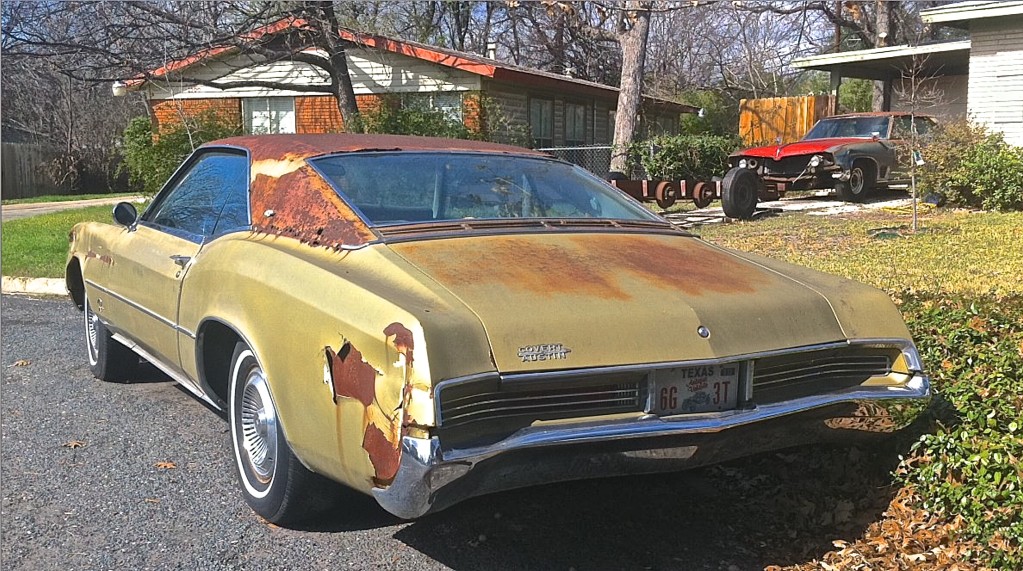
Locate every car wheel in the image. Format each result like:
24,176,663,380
721,167,759,219
229,342,333,525
84,292,138,382
835,163,874,203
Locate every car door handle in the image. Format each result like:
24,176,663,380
170,255,191,268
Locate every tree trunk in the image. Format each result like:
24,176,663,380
316,1,361,130
609,1,652,176
329,49,360,130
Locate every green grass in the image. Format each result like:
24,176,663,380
698,208,1023,569
1,192,138,205
1,206,113,278
698,209,1023,296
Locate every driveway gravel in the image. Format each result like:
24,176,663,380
2,294,908,571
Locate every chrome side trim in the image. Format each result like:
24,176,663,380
110,332,218,409
85,279,196,339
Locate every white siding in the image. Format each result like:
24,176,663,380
892,74,969,120
146,48,481,100
967,17,1023,145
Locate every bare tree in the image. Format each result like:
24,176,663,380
2,2,381,125
609,1,653,174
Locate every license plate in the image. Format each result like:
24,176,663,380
649,364,740,415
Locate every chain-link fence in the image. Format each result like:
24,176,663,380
537,145,613,178
538,144,656,179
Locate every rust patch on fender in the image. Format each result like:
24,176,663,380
383,322,415,367
325,343,376,406
394,234,772,300
362,424,400,485
84,251,113,266
326,328,416,486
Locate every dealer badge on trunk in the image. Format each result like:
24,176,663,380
518,343,572,363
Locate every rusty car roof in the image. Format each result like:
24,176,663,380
206,133,543,163
201,134,548,252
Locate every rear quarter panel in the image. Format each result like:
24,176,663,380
176,233,493,492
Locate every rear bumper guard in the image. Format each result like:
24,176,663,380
372,374,930,518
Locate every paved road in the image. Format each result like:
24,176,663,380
1,197,143,222
1,295,905,571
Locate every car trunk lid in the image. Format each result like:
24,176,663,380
387,232,847,373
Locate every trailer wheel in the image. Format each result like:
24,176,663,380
721,167,759,219
654,181,678,209
692,181,715,209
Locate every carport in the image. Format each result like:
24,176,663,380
791,41,971,115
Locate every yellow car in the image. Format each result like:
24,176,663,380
66,134,930,525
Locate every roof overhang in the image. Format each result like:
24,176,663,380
921,1,1023,28
791,41,971,81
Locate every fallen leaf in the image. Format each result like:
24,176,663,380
154,461,176,470
62,440,86,449
12,359,30,367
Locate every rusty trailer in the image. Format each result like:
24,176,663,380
609,178,720,210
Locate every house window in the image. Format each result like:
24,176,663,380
565,102,587,146
529,97,554,148
403,92,463,121
243,97,296,134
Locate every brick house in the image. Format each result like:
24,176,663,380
125,23,696,151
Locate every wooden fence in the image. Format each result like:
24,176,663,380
738,95,834,146
1,142,71,199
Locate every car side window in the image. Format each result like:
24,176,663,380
144,151,249,239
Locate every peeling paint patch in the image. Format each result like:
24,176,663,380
325,342,377,406
249,164,376,249
250,157,305,181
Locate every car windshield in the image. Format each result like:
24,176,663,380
802,116,891,140
311,152,662,226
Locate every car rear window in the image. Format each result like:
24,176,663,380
803,116,891,140
310,152,661,226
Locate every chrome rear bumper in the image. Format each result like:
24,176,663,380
372,375,930,519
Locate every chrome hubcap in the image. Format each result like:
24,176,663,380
85,302,99,363
239,368,277,483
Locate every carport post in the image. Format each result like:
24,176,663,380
881,78,893,111
829,70,842,115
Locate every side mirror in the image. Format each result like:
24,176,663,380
113,202,138,230
871,131,881,141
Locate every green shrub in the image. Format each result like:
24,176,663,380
632,134,741,180
897,292,1023,569
675,90,739,137
119,113,241,195
920,120,1023,211
360,96,472,140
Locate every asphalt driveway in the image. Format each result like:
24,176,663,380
1,294,908,571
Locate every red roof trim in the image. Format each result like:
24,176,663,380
130,18,696,113
337,29,498,77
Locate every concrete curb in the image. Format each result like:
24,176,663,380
2,277,66,296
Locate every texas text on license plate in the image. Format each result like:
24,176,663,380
648,363,740,415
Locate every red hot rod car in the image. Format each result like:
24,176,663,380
719,112,936,218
